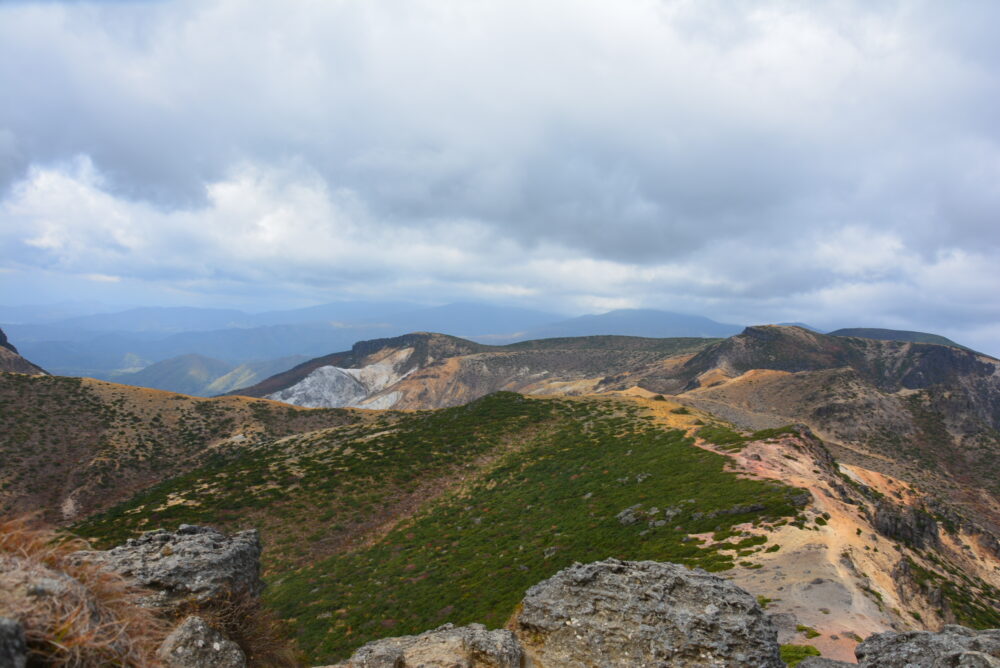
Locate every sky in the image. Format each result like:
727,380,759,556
1,1,999,353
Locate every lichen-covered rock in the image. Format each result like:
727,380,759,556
75,525,262,611
0,617,27,668
326,622,522,668
157,616,246,668
797,658,853,667
514,558,783,667
855,625,1000,667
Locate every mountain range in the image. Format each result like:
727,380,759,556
3,320,999,664
3,300,978,399
5,319,1000,663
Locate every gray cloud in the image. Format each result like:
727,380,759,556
1,0,999,353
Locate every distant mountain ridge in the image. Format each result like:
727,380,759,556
106,353,309,397
109,353,233,396
4,304,741,381
830,327,971,350
518,308,742,340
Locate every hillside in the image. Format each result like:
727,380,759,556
72,392,1000,664
105,353,308,396
228,325,1000,527
628,325,1000,529
0,373,359,523
74,393,806,661
229,332,715,409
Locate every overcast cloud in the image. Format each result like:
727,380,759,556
1,0,999,353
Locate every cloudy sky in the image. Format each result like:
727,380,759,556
1,1,998,351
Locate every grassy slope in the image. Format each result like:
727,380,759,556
76,392,804,664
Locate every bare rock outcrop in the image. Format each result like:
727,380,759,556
75,524,263,613
513,558,784,667
854,625,1000,667
873,500,941,550
325,622,522,668
157,615,247,668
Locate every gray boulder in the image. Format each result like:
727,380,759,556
0,617,27,668
856,625,1000,667
325,622,522,668
797,659,853,667
513,558,784,667
157,616,246,668
76,524,262,612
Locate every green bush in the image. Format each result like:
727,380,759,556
780,644,821,666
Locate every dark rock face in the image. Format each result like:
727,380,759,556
327,623,522,668
76,525,263,612
0,617,27,668
874,501,941,550
855,625,1000,667
157,615,246,668
514,558,784,667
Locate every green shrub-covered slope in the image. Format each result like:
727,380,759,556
76,392,804,664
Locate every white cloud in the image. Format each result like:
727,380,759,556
0,0,998,349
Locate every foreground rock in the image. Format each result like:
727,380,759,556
76,524,263,613
157,615,247,668
326,622,522,668
854,625,1000,667
513,558,784,667
0,617,27,668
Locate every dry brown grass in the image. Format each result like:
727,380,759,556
179,591,299,667
0,515,168,666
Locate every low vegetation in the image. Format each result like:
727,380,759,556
780,643,821,666
76,392,805,663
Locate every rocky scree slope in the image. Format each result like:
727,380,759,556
631,325,1000,530
684,415,1000,661
0,372,360,524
